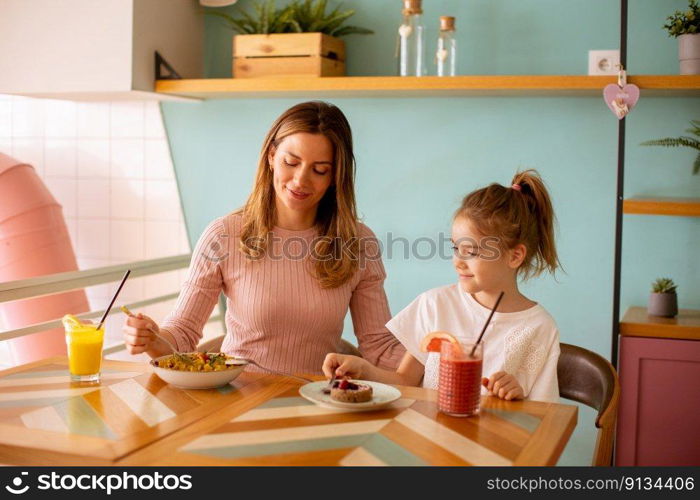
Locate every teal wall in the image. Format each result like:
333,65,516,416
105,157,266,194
162,0,700,465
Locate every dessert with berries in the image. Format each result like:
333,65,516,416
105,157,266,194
329,378,373,403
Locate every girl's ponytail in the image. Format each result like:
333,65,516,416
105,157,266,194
510,170,560,278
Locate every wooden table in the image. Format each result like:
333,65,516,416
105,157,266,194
0,357,577,466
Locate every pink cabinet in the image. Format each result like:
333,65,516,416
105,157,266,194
616,336,700,466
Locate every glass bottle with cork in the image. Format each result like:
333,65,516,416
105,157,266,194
397,0,425,76
436,16,457,77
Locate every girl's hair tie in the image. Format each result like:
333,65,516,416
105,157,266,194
511,183,522,191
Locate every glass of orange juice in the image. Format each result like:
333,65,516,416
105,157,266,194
62,315,104,383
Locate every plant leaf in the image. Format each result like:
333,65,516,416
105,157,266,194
313,0,328,21
271,4,295,33
685,120,700,137
332,25,374,37
238,6,262,33
321,10,355,34
640,137,700,150
288,19,303,33
261,0,273,34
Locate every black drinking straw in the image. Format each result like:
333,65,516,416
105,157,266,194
96,270,131,331
470,291,505,357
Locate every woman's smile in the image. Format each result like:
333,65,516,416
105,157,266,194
286,186,312,200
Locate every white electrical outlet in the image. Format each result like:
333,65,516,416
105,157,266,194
588,50,620,75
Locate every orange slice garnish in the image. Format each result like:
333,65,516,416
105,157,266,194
419,331,460,353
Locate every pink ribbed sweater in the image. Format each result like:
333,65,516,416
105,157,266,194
160,213,405,374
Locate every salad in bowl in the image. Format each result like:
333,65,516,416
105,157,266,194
150,352,248,389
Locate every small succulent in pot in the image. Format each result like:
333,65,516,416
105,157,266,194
648,277,679,318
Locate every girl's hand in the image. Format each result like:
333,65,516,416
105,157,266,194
122,313,160,355
482,371,524,401
322,353,369,380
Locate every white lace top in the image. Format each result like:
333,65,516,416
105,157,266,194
386,284,560,403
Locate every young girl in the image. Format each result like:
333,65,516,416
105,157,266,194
322,169,562,403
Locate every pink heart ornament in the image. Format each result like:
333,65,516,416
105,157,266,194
603,83,640,120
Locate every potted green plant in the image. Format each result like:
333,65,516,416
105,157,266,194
206,0,373,78
648,277,679,318
641,119,700,175
663,0,700,74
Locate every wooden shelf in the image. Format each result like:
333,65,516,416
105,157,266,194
623,197,700,217
155,74,700,99
629,74,700,96
620,307,700,341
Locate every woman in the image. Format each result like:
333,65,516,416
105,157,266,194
123,101,405,373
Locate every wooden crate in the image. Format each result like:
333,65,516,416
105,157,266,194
233,33,345,78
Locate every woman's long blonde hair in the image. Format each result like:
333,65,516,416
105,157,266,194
237,101,360,289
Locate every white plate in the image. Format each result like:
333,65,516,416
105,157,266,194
299,380,402,411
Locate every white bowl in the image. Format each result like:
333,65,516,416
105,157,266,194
150,353,248,389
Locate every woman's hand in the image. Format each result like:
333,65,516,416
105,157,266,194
322,353,369,380
482,371,524,401
122,313,160,355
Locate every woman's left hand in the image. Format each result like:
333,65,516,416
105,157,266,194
482,371,524,400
